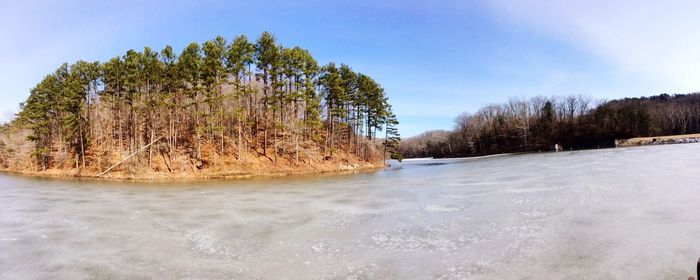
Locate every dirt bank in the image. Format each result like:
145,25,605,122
0,143,385,182
617,133,700,147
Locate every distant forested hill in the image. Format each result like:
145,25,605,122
400,93,700,158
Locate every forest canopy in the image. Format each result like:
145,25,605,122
10,32,400,174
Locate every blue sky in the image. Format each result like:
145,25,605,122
2,0,700,137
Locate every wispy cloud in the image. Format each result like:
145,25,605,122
3,1,697,136
485,0,700,93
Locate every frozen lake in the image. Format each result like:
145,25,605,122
2,144,700,279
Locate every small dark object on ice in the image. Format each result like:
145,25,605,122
689,257,700,280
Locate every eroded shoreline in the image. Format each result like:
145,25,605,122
0,161,384,183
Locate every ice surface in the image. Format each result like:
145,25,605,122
2,144,700,279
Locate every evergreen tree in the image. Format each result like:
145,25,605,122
319,63,344,157
226,35,255,160
19,74,59,169
300,49,321,142
202,36,228,154
60,64,90,169
539,100,555,145
254,31,280,158
102,56,126,152
339,64,357,151
382,106,401,163
160,45,179,158
178,42,203,161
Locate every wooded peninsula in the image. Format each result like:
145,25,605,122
0,32,400,179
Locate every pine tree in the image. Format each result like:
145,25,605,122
19,74,60,170
202,36,228,155
339,64,357,152
102,56,126,152
300,49,321,143
539,100,555,145
226,35,255,160
319,63,344,158
178,43,203,162
160,45,179,159
140,47,164,167
254,32,280,159
382,105,401,163
122,50,143,154
60,63,90,169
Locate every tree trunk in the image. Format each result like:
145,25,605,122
79,126,86,169
148,130,154,168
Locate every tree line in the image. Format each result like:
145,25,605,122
400,93,700,158
16,32,400,171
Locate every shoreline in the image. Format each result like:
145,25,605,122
401,138,700,161
616,133,700,147
0,162,385,183
400,153,514,161
401,152,519,161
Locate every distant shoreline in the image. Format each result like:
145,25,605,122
400,153,516,161
401,134,700,161
616,133,700,147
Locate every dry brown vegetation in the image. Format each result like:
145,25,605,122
0,122,383,180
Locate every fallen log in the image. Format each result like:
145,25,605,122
95,136,164,177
